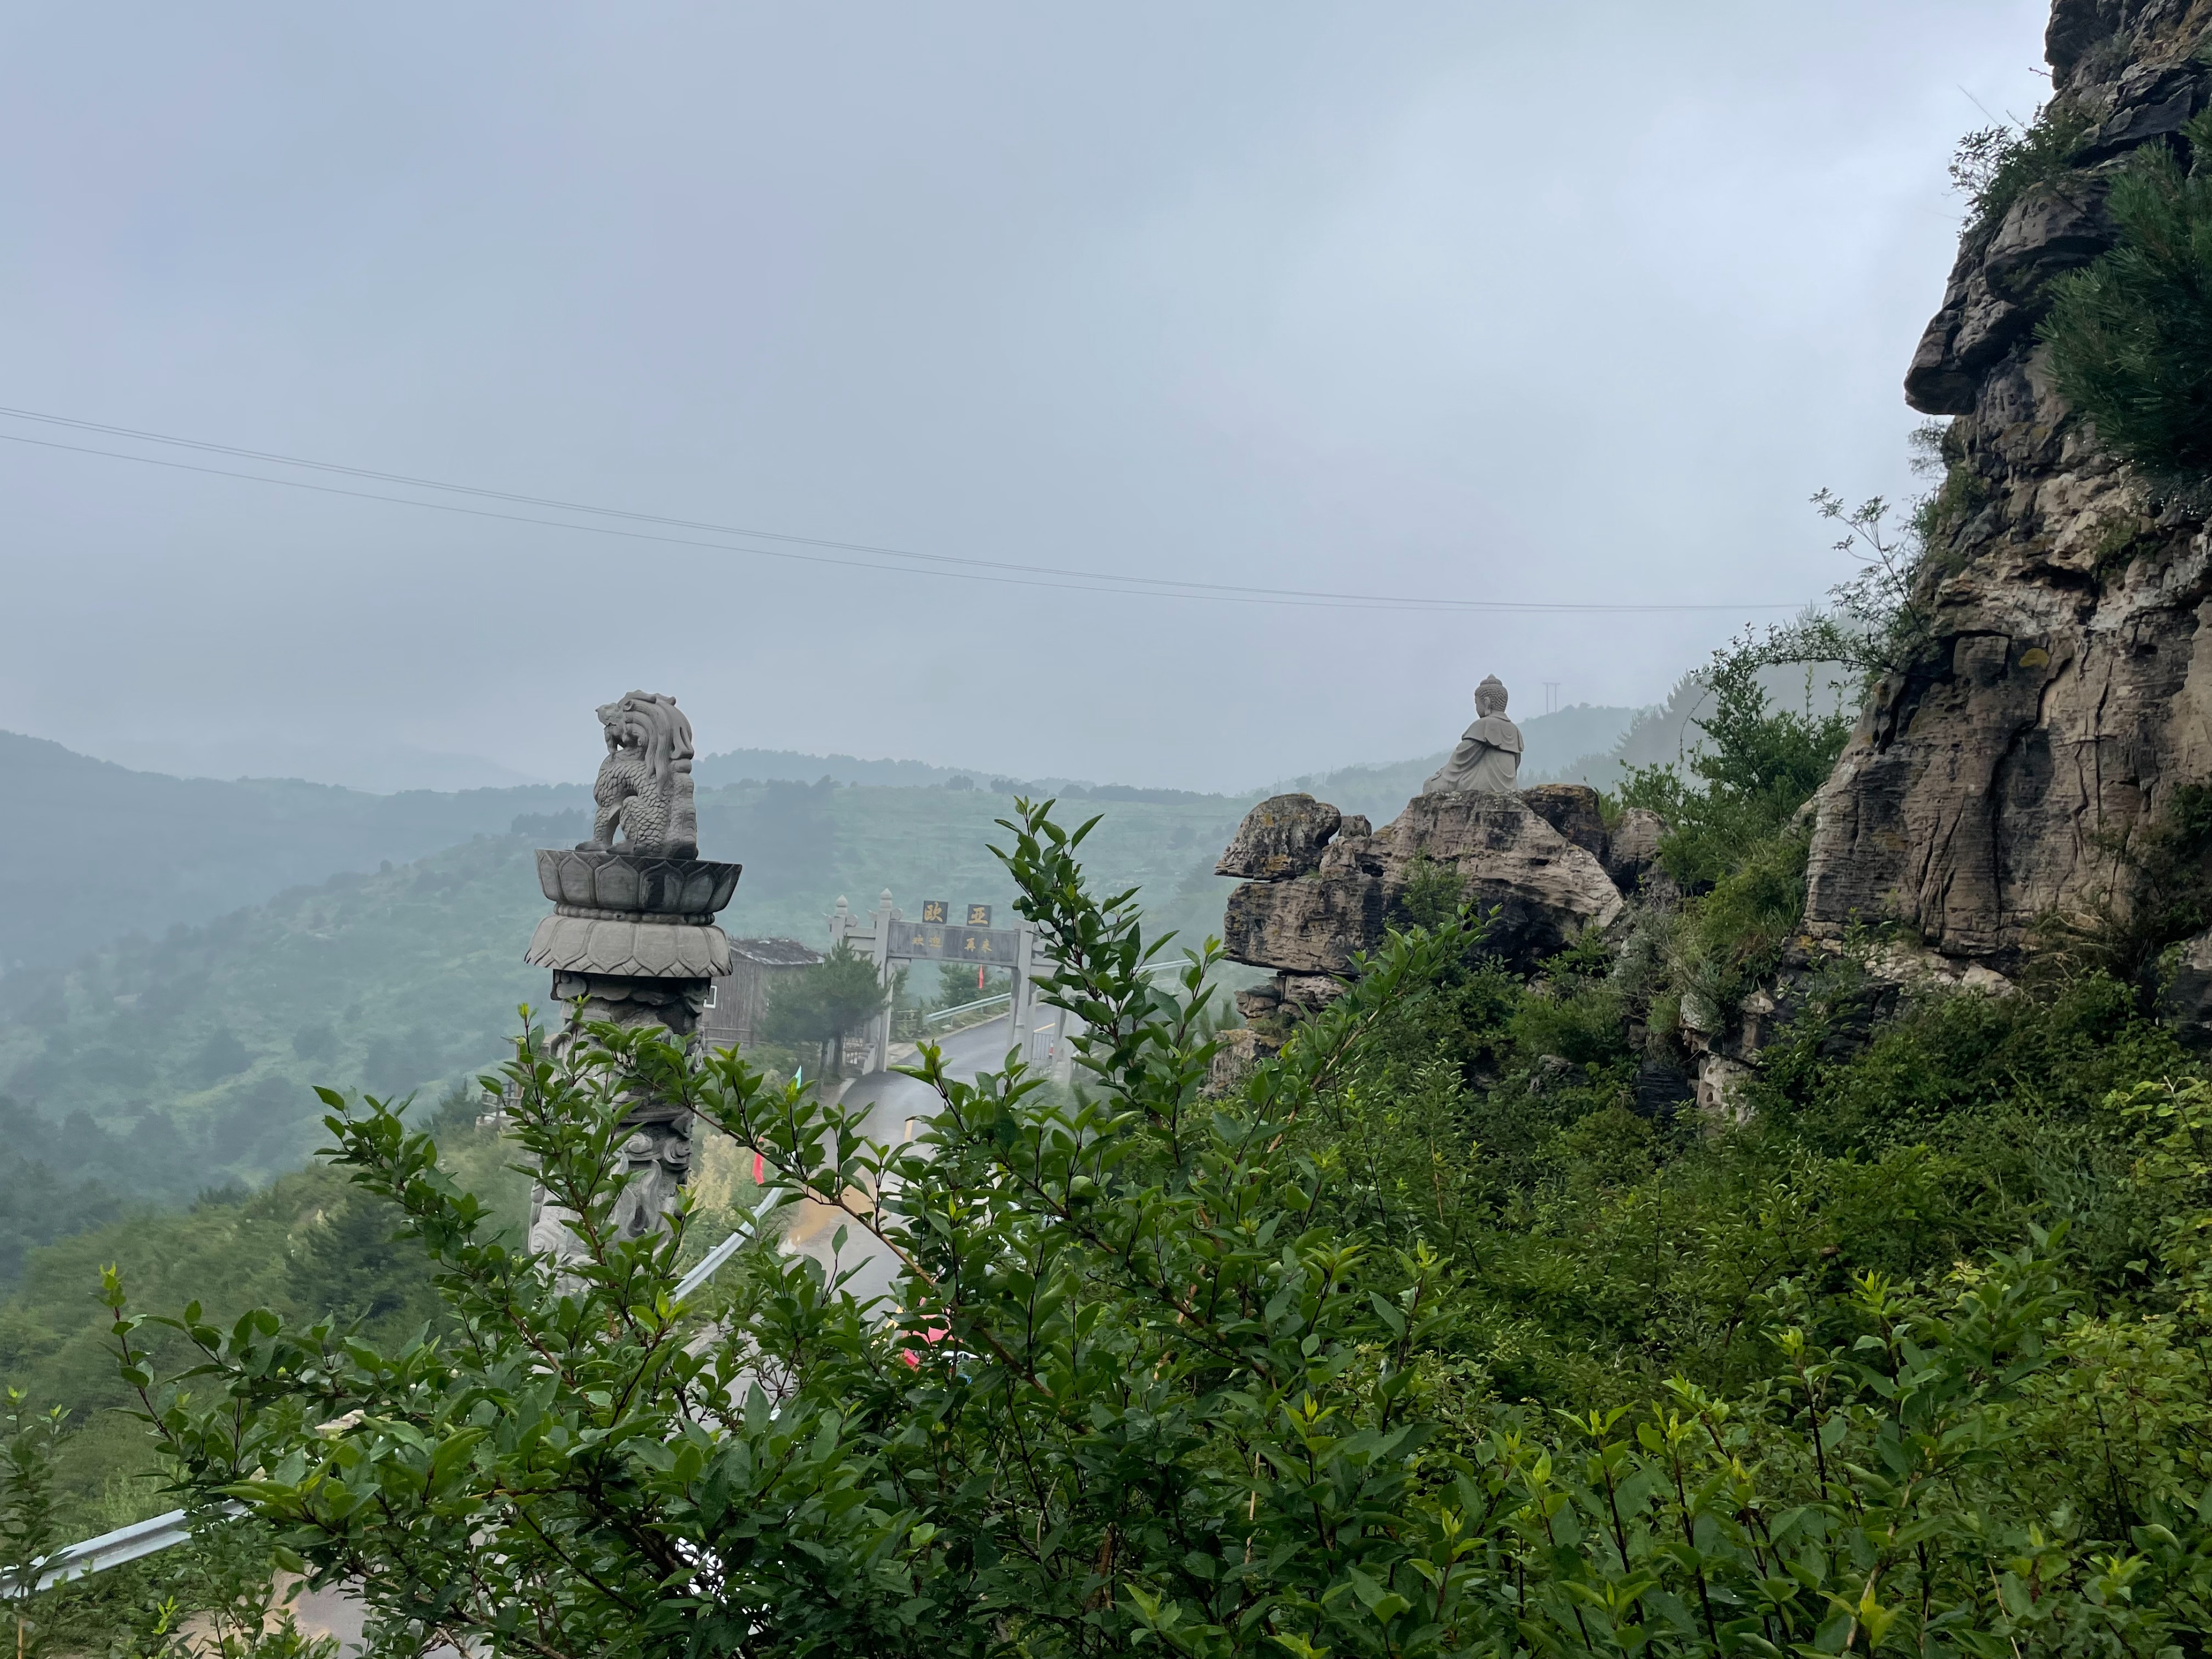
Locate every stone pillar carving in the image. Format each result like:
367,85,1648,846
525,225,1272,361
521,693,741,1261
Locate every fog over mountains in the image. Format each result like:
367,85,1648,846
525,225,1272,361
4,701,1658,971
0,697,1678,1209
0,731,588,973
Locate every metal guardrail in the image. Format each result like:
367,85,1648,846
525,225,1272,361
921,991,1010,1026
671,1217,757,1303
932,961,1191,1011
2,1502,242,1596
1,1218,761,1596
913,962,1193,1034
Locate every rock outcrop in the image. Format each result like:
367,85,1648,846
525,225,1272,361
1805,2,2212,971
1220,784,1642,1022
1601,808,1670,898
1520,783,1608,861
1216,794,1344,880
1391,791,1625,960
2160,927,2212,1041
1223,846,1386,979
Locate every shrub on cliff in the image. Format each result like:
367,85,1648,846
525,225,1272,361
2045,109,2212,498
1618,639,1849,893
1951,104,2094,231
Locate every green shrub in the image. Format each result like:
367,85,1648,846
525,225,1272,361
1606,631,1844,1031
1663,830,1813,1021
1391,853,1467,929
1759,971,2184,1142
0,1389,330,1659
1507,979,1627,1069
2044,109,2212,497
1542,1101,1654,1192
109,809,2212,1652
1951,104,2094,230
1619,641,1849,893
89,805,2212,1651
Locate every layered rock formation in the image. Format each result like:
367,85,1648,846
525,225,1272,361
1219,785,1645,1027
1805,1,2212,970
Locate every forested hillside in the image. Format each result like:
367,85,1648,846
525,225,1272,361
0,778,1247,1212
0,730,587,971
1,706,1652,976
693,746,999,789
0,708,1655,1208
0,1099,545,1521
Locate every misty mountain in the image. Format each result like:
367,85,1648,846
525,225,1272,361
692,747,1215,801
0,730,590,972
0,779,1251,1202
1270,703,1650,824
0,731,1259,973
1542,664,1860,793
81,735,552,795
693,747,992,790
2,680,1848,982
0,703,1694,975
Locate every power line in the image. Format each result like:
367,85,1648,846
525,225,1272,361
0,405,1809,616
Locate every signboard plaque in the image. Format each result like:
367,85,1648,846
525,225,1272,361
892,922,1020,963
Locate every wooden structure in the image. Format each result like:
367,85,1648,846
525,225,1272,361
699,937,823,1052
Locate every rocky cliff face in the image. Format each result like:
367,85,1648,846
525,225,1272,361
1805,0,2212,969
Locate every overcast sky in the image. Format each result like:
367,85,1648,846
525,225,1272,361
0,3,2052,792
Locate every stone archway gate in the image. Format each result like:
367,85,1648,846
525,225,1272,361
828,890,1040,1073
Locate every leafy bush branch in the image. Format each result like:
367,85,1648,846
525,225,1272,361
92,802,2212,1656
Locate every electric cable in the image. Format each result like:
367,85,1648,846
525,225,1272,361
0,405,1809,616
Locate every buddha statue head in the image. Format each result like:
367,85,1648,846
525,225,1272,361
1475,675,1509,719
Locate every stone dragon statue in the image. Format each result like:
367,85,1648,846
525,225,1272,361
583,690,699,858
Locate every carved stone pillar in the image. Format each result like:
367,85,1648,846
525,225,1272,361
519,692,740,1263
522,848,741,1258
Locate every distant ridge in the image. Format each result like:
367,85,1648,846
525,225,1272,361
693,747,1216,803
83,736,547,794
693,747,990,790
9,690,1805,974
0,730,587,971
1267,704,1649,825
